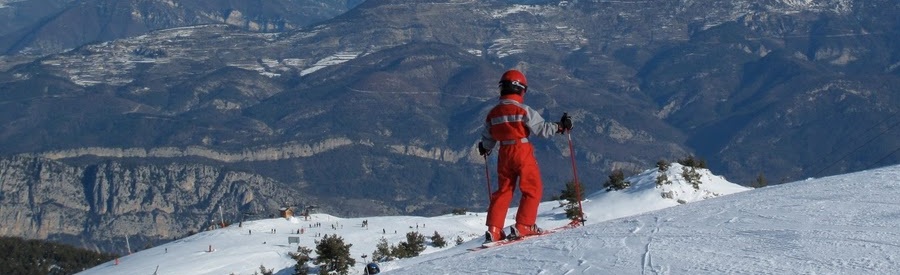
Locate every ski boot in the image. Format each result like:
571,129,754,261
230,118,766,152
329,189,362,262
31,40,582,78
483,226,506,244
507,224,544,240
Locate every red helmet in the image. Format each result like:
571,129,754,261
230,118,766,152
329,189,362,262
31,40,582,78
499,69,527,94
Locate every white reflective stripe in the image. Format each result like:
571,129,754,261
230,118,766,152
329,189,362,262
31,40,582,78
500,138,529,145
499,99,525,108
490,100,529,125
490,114,525,125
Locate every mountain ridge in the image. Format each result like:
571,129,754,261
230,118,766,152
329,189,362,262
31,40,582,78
0,0,366,57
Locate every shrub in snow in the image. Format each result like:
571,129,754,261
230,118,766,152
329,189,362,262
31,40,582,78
604,169,631,191
450,208,467,215
681,166,702,190
677,155,707,169
754,172,768,188
257,264,274,275
430,231,447,248
656,173,671,187
392,232,425,258
657,159,671,172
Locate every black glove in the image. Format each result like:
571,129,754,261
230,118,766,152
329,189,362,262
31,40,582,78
478,142,490,156
557,113,573,133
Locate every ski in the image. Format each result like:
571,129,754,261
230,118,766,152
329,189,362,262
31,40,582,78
467,222,580,252
467,234,542,251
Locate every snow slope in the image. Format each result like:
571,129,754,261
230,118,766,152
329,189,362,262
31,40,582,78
78,163,900,274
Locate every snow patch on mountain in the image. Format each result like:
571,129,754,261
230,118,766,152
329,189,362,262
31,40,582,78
0,0,26,9
32,25,295,86
779,0,815,8
689,0,854,31
300,52,361,76
888,61,900,73
776,0,853,14
491,4,551,18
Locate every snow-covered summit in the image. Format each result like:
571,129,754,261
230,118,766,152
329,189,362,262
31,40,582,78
583,163,751,223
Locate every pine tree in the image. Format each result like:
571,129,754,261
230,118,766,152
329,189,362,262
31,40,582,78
430,231,447,248
371,237,394,262
558,181,584,221
558,181,580,202
291,246,312,275
314,234,355,275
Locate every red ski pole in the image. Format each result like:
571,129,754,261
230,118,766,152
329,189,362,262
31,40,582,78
566,130,586,226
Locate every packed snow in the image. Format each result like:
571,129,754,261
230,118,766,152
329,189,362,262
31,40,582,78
77,163,900,274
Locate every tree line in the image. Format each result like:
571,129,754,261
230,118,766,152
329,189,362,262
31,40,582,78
0,236,118,275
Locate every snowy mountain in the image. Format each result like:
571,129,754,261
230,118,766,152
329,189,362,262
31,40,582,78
78,163,900,274
78,163,757,274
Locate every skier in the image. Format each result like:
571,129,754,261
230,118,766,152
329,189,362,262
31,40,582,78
364,262,381,274
478,69,573,244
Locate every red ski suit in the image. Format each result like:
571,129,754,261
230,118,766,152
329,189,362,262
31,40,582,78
481,93,560,229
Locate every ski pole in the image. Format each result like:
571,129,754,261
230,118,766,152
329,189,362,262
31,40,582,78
566,130,586,226
483,155,492,204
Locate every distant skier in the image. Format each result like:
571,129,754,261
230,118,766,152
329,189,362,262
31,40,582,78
365,262,381,274
478,69,573,243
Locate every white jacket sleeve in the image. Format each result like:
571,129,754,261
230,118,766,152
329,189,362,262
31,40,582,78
480,119,497,150
524,105,559,138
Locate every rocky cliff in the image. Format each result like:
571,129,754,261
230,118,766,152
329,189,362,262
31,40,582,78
0,156,312,253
